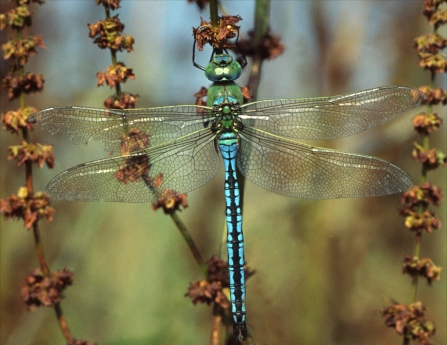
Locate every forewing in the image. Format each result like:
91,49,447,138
29,105,212,151
237,127,412,199
240,86,425,140
45,128,219,202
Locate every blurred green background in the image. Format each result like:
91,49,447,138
1,1,445,344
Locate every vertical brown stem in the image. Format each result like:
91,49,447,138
32,223,50,276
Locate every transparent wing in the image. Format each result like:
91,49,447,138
29,105,212,151
237,127,412,199
45,128,219,202
240,86,425,140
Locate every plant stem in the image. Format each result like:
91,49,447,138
247,0,270,100
105,7,123,98
209,0,219,30
32,223,50,276
409,41,438,305
210,304,223,345
170,212,207,276
16,6,74,343
54,303,73,344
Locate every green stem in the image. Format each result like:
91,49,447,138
253,0,270,43
170,212,207,276
209,0,219,30
111,49,122,97
209,0,222,54
239,0,271,222
247,0,270,100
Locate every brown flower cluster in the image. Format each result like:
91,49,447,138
414,33,447,73
418,86,447,105
151,189,188,214
382,302,436,345
414,33,447,54
399,183,443,234
2,71,44,100
103,92,138,109
88,15,134,52
95,0,120,10
21,268,73,310
186,257,231,309
238,31,285,60
187,280,229,309
423,0,447,29
400,209,441,234
193,16,242,51
185,256,254,310
1,106,36,133
97,63,135,88
412,142,446,170
8,140,55,168
412,112,443,135
426,8,447,28
118,128,149,155
114,128,150,183
114,154,151,184
0,187,55,229
193,86,208,108
0,3,42,30
402,255,442,284
2,35,45,67
401,183,443,208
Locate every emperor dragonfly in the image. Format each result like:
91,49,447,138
29,53,425,340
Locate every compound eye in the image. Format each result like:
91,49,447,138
205,54,242,82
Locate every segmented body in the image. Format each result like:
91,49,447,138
208,71,249,338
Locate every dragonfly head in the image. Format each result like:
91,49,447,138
205,54,242,82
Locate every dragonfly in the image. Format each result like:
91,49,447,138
29,52,425,340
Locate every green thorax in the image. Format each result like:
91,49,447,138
208,82,243,133
205,54,244,134
207,81,243,108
